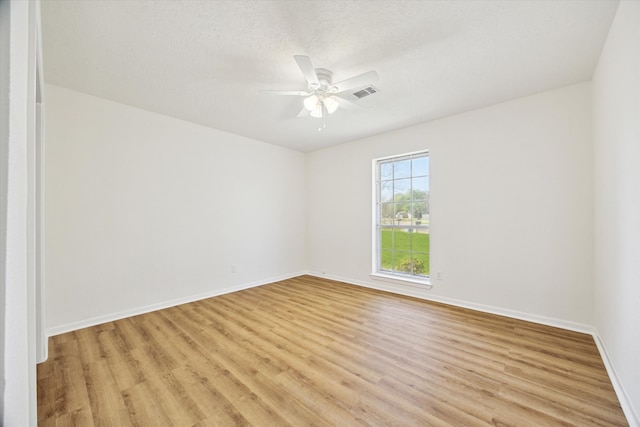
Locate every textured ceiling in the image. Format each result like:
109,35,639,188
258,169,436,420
41,0,619,152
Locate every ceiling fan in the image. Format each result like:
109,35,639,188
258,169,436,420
261,55,379,123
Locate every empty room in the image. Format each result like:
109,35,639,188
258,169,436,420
2,0,639,425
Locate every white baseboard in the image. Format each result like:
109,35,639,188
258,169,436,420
306,271,595,334
45,271,306,337
592,333,640,427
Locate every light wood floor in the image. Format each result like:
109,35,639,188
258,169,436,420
37,275,628,426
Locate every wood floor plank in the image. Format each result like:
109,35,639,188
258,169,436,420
122,382,173,426
50,340,93,419
38,275,629,426
52,408,95,427
170,365,254,426
83,359,133,427
97,329,145,391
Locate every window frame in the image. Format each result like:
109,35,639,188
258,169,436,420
371,150,431,287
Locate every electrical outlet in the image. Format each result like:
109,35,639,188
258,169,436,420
231,264,237,273
436,271,443,280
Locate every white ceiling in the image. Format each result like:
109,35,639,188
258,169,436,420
41,0,619,152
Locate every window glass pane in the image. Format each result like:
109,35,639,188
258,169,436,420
412,231,430,256
393,251,412,273
380,249,393,272
380,203,394,224
380,162,393,181
394,204,410,225
394,159,411,179
412,156,429,177
394,178,411,194
412,216,425,227
412,200,428,221
412,177,429,198
393,228,410,251
380,181,393,203
393,178,411,219
412,252,430,276
380,228,392,250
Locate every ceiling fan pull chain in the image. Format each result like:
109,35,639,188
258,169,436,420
319,103,327,131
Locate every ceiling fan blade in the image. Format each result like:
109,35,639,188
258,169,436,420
293,55,320,89
259,90,311,96
332,95,359,110
332,70,379,93
297,107,310,118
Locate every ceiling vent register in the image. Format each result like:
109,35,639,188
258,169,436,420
353,86,379,98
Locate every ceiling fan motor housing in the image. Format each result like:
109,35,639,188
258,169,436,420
313,68,335,91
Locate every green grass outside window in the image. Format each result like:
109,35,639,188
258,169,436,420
380,229,430,276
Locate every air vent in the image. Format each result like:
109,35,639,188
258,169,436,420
352,86,379,98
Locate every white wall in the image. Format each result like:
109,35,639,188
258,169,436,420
45,85,307,334
593,1,640,423
307,83,594,328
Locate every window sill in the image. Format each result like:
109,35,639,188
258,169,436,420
370,272,433,290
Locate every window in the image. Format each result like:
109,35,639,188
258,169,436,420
374,151,429,282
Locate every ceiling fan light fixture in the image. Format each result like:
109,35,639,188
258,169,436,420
324,96,339,114
309,105,323,118
303,94,319,111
